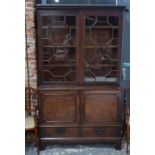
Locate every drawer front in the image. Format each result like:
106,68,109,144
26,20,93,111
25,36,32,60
40,127,79,137
81,126,120,137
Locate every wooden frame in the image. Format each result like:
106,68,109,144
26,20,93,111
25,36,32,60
36,6,124,85
36,6,125,150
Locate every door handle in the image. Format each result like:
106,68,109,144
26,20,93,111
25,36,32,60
55,128,66,134
95,128,105,135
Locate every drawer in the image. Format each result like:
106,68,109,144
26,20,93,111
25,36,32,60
40,127,79,137
81,126,120,137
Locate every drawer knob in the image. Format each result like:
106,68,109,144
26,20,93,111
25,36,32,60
95,128,105,135
55,128,66,134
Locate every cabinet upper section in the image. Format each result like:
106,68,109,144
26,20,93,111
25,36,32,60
36,7,124,85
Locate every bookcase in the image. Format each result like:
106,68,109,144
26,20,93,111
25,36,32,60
36,5,125,149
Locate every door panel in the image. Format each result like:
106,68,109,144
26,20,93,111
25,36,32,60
80,11,123,84
82,90,120,124
37,10,79,84
39,91,79,124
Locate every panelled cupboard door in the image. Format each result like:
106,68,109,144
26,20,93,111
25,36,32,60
81,90,121,124
39,91,79,124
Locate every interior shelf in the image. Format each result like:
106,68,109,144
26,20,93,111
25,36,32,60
42,26,76,29
43,45,76,48
85,26,119,29
85,64,117,67
49,64,76,67
84,45,118,48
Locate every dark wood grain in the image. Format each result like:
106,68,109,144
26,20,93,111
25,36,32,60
82,90,120,124
39,91,79,125
81,126,120,137
36,6,124,150
40,127,79,138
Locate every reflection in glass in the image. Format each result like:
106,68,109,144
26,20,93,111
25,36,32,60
41,16,77,82
84,16,119,83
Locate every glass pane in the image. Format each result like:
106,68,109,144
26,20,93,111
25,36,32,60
41,16,77,83
42,16,76,46
84,16,119,83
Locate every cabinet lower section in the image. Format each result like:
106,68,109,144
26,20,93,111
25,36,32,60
40,126,120,138
38,87,123,150
39,134,122,150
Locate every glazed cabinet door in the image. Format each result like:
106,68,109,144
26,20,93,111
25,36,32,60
39,91,79,125
80,11,123,84
37,10,80,84
81,90,121,125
